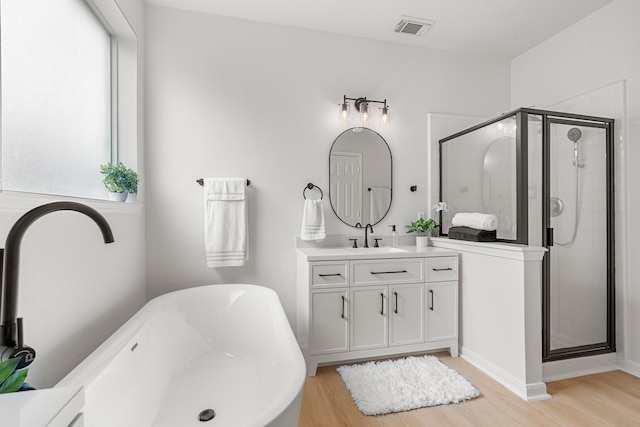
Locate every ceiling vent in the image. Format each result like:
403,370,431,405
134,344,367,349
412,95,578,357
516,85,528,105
393,16,434,37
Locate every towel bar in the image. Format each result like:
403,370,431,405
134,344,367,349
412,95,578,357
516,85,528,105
197,178,251,186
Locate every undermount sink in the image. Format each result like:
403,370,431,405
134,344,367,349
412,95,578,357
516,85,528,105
344,247,409,254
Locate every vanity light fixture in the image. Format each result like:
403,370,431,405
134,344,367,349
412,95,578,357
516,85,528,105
339,95,390,128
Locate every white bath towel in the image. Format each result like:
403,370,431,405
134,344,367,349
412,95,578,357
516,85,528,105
369,188,391,224
451,212,498,231
203,178,248,267
301,198,326,241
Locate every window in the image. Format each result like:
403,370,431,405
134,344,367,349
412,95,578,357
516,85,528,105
1,0,136,200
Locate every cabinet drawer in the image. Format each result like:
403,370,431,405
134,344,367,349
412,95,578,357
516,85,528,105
425,257,459,282
310,262,349,288
351,258,424,286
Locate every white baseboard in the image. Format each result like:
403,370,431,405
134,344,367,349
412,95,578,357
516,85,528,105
461,346,551,402
619,357,640,378
542,353,618,382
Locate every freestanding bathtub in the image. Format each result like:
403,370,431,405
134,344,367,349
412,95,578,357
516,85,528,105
56,284,306,427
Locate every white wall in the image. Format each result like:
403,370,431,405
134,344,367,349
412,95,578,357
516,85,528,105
144,5,511,325
0,0,147,388
511,0,640,374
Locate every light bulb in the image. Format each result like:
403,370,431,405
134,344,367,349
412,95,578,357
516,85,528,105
359,102,369,125
379,105,390,128
338,102,350,125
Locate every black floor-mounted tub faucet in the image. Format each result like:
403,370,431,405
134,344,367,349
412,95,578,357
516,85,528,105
0,202,114,369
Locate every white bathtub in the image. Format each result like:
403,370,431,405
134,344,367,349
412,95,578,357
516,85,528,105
56,284,306,427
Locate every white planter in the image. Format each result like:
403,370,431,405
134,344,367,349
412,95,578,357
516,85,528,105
416,235,430,247
108,190,128,202
126,192,137,203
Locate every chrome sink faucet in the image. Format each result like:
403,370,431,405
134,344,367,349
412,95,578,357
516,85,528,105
0,202,114,369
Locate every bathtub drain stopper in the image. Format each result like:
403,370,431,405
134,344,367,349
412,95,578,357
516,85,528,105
198,409,216,422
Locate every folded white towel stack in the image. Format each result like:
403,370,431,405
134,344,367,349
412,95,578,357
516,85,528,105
301,198,326,241
203,178,248,267
451,212,498,231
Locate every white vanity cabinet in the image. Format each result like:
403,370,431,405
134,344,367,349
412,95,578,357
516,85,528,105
310,288,349,354
297,248,459,376
350,285,389,350
389,283,425,346
426,281,458,341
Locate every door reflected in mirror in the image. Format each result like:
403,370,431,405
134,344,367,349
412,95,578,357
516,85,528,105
329,127,392,227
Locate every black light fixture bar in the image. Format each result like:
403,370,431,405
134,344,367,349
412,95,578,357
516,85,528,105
342,95,387,110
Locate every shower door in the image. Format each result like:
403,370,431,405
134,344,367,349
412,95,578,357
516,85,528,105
543,117,615,361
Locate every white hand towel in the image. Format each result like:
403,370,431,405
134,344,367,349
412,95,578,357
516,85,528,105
203,178,248,267
451,212,498,231
369,188,391,224
301,199,326,241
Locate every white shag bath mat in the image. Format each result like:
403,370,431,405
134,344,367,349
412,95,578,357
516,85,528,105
337,355,480,416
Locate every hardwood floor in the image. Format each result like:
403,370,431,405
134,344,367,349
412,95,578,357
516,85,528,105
298,353,640,426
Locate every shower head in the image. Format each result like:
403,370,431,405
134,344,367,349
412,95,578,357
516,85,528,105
567,127,582,143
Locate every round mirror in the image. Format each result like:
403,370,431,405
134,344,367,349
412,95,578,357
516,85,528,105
329,127,392,227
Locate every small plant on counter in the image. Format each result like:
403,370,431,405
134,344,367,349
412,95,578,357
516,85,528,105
0,358,28,394
406,218,436,236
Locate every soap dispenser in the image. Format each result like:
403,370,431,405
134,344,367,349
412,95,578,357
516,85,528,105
389,225,399,247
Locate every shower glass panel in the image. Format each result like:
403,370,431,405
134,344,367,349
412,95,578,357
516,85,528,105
440,114,520,241
546,119,612,355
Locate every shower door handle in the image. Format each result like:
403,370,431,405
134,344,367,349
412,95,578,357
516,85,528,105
547,228,554,247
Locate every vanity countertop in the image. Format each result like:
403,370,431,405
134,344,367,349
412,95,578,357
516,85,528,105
296,245,458,261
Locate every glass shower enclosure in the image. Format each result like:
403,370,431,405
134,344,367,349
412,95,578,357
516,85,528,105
439,107,615,361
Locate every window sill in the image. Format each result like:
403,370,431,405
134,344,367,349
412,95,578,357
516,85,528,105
0,190,143,216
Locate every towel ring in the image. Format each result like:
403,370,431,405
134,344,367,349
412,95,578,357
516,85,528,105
303,183,323,200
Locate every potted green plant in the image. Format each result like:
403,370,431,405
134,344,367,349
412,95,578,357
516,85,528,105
406,218,436,247
0,357,29,394
100,162,138,202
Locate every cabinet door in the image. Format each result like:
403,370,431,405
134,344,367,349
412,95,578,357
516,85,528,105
350,286,388,351
389,283,424,346
425,281,458,341
310,289,349,354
